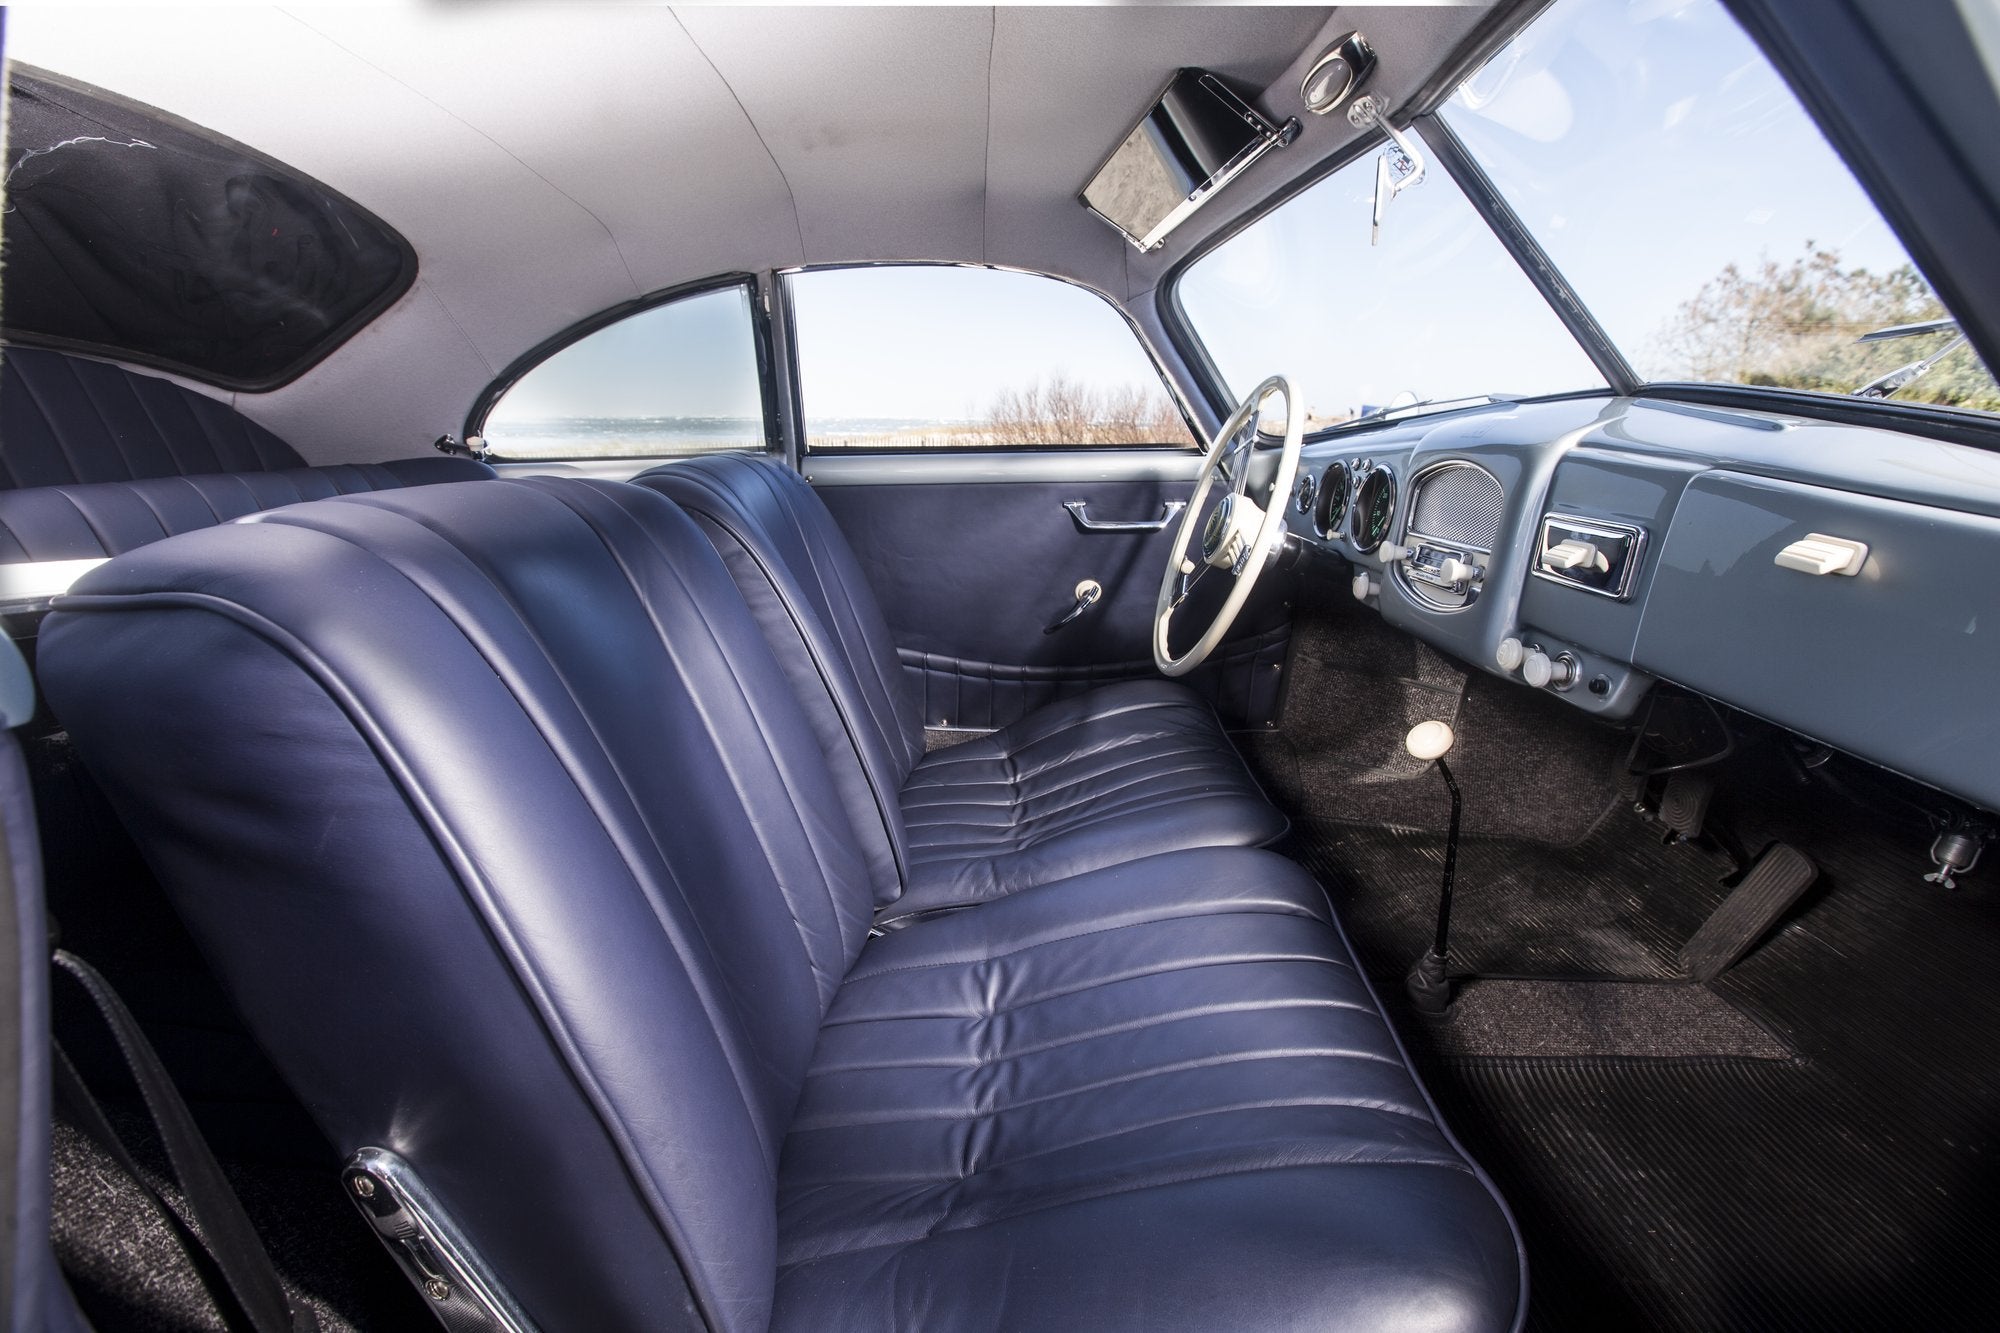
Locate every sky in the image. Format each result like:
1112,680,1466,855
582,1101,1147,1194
490,0,1945,430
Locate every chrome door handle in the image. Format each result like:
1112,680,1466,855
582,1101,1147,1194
1062,499,1187,533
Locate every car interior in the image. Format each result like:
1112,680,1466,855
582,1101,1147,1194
1,2,1997,1330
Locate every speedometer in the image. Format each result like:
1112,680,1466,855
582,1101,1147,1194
1351,464,1396,553
1313,461,1350,538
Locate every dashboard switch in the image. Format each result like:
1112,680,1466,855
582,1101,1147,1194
1351,571,1379,602
1521,647,1554,689
1543,538,1603,572
1774,533,1868,576
1496,637,1525,672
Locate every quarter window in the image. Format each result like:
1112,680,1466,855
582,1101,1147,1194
788,266,1195,451
478,284,769,460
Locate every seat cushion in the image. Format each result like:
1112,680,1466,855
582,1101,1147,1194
894,679,1288,915
777,847,1523,1331
635,456,1290,908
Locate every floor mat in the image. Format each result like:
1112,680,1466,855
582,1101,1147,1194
1288,748,2000,1331
1290,814,1739,981
1245,587,1629,846
1410,979,1790,1060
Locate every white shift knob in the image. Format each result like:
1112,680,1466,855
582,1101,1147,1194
1405,720,1456,761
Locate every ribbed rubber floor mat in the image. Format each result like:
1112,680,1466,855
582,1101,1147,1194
1433,1057,1994,1332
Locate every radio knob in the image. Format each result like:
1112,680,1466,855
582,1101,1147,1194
1496,637,1525,672
1439,556,1479,585
1521,648,1554,689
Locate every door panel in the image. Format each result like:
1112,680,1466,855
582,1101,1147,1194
805,451,1295,730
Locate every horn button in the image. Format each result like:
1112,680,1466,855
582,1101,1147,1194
1201,492,1262,571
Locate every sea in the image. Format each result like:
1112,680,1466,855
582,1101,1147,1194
481,416,971,457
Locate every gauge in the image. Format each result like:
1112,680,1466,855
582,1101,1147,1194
1313,461,1350,538
1350,464,1396,552
1293,470,1316,518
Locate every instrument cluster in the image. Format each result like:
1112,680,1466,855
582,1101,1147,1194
1296,457,1397,553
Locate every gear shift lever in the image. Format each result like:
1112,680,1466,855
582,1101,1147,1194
1403,720,1460,1017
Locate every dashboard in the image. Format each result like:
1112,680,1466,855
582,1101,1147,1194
1275,394,2000,812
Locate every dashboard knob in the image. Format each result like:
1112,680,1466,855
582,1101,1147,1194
1521,648,1553,689
1351,571,1380,602
1439,556,1479,585
1495,637,1525,672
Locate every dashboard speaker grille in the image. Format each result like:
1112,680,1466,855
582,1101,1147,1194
1409,463,1504,551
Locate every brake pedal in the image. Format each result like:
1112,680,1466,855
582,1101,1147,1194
1679,842,1818,982
1658,773,1714,841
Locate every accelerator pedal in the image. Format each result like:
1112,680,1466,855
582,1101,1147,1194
1680,842,1818,982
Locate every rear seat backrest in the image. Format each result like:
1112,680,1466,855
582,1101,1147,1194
40,479,885,1330
0,459,494,561
0,347,494,560
0,346,305,487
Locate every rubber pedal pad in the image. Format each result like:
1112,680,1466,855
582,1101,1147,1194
1680,842,1818,982
1659,773,1715,839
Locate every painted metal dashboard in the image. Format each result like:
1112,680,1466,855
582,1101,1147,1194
1279,395,2000,811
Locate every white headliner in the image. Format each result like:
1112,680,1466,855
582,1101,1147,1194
7,4,1493,463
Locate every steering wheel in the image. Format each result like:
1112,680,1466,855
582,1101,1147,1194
1154,375,1305,677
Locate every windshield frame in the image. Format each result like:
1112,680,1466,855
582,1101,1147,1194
1161,2,2000,455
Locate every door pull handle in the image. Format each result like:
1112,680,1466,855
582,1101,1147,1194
1062,500,1186,533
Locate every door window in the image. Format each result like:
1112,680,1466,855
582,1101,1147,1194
788,266,1196,451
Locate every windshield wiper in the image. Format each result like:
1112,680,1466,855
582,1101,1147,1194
1353,392,1520,425
1853,318,1968,399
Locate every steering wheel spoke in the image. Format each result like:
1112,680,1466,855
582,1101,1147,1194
1152,376,1304,677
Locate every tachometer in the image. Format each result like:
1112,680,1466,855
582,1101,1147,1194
1313,461,1350,539
1351,464,1396,553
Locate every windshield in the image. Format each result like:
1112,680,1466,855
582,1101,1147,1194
1442,0,1999,414
1176,132,1606,430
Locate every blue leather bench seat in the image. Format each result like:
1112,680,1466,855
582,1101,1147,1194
0,346,493,560
40,479,1523,1331
634,455,1286,912
0,460,495,562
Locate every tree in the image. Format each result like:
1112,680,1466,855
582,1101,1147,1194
982,375,1194,447
1653,245,2000,411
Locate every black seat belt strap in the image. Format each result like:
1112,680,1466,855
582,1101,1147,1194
51,948,316,1333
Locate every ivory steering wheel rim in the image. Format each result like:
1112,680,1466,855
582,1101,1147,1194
1153,375,1304,677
